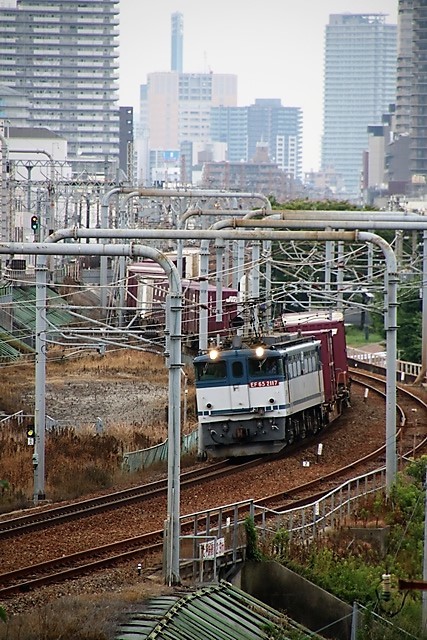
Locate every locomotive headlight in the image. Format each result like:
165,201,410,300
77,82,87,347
209,348,219,360
255,346,265,358
269,398,275,404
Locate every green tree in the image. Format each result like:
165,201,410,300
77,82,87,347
370,285,422,363
270,197,377,211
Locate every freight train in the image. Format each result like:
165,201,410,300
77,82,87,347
193,311,350,458
126,260,238,343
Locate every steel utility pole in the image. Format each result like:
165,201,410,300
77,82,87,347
0,240,182,585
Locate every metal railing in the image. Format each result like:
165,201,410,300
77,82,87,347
254,467,387,546
179,498,253,581
177,467,388,581
348,348,423,382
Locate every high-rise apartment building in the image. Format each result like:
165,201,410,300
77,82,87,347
211,99,303,180
0,0,120,176
395,0,413,135
321,14,397,201
248,99,302,181
410,1,427,177
119,106,134,180
171,12,183,73
210,106,248,163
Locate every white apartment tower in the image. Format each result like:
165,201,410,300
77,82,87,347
321,14,397,201
0,0,120,176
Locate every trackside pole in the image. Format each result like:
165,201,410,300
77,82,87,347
34,253,47,502
165,289,183,585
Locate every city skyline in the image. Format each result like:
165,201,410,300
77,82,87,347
119,0,398,173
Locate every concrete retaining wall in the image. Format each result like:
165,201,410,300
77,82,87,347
234,561,352,640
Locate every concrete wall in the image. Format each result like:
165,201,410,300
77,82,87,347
234,561,352,640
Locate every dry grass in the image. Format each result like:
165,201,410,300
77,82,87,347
46,345,171,379
0,581,172,640
0,348,197,509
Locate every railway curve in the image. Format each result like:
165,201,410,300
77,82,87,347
1,373,427,611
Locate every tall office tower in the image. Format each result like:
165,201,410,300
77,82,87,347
321,14,397,200
211,99,303,180
0,0,120,176
171,11,183,73
210,106,248,162
247,99,302,181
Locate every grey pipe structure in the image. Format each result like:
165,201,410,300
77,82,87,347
49,211,419,345
0,240,182,586
45,225,397,493
99,187,272,309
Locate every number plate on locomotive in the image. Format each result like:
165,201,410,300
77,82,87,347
249,380,279,388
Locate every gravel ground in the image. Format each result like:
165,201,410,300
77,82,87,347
18,373,169,431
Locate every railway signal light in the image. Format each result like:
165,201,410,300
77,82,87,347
26,425,35,446
30,215,39,231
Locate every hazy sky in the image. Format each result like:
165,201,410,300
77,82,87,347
119,1,398,173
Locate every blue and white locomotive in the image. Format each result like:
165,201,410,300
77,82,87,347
194,334,329,458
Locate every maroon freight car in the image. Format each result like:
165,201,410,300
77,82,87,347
126,261,238,338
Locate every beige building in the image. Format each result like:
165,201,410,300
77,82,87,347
138,71,237,184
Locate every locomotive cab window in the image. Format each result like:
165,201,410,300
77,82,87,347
248,356,283,377
232,361,244,378
195,360,227,381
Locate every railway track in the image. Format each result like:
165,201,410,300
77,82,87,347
1,371,426,600
0,423,348,539
0,459,233,538
350,368,427,461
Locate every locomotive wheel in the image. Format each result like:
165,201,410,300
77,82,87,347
287,427,295,445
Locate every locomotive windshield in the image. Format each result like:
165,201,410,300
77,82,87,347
195,360,227,381
248,356,283,377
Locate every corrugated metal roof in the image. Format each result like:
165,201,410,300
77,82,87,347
11,286,75,331
0,285,80,359
0,329,35,361
115,581,322,639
